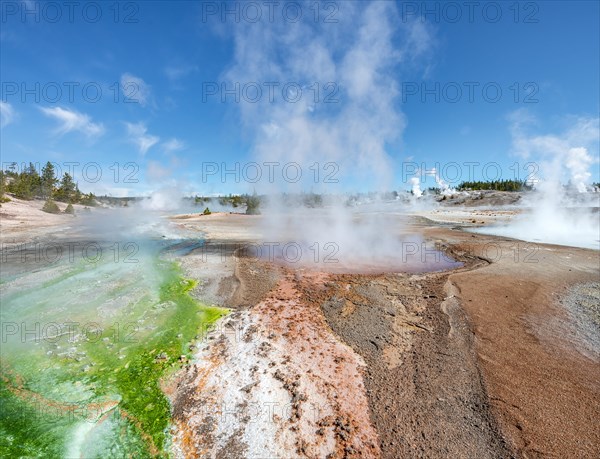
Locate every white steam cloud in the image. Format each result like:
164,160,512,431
224,2,439,270
509,109,599,192
410,177,422,197
475,111,600,250
226,1,432,192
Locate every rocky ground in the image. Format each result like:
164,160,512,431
436,190,524,207
2,198,598,458
166,211,599,459
426,227,600,458
560,282,600,361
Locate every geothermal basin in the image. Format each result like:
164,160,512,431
1,198,599,458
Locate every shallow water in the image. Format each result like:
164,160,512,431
0,237,226,458
468,207,600,250
250,238,463,274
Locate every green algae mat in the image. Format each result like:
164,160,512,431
0,241,226,458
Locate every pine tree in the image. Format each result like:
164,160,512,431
80,192,97,206
245,192,261,215
55,173,77,202
74,184,82,203
42,198,61,214
0,171,9,204
40,162,58,199
9,163,40,200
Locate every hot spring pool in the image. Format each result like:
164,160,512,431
0,238,226,458
242,239,464,274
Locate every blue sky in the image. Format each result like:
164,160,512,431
1,0,598,196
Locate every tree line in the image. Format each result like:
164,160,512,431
0,162,96,207
192,192,261,215
456,179,532,192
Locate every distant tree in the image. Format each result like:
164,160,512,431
345,194,358,207
42,199,61,214
4,162,18,175
64,203,75,214
74,184,82,203
245,192,261,215
79,192,97,206
40,162,58,199
303,192,323,208
8,163,40,200
230,195,243,208
0,171,3,195
194,195,210,205
0,171,9,204
54,173,77,202
202,207,211,215
457,179,531,192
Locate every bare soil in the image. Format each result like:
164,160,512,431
4,201,597,458
425,225,600,458
0,196,86,247
170,212,599,458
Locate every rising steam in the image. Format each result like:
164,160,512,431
475,111,600,249
224,2,437,270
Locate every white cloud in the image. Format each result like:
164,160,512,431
165,64,197,81
403,20,435,61
40,106,105,138
120,73,152,107
0,101,15,128
125,122,159,155
162,138,185,154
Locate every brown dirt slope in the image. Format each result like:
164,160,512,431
426,226,600,458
